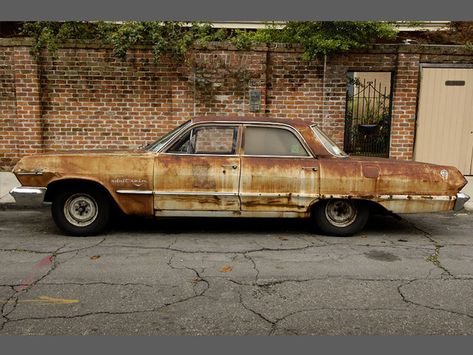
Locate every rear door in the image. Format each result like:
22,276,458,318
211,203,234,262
239,125,319,214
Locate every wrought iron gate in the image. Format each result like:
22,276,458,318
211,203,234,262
344,74,393,157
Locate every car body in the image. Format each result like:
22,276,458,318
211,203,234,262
10,116,470,236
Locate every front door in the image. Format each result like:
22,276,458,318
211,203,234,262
154,124,241,213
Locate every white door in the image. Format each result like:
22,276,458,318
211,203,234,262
415,67,473,175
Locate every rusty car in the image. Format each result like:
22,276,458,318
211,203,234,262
10,116,470,237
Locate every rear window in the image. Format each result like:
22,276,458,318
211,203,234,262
243,126,308,156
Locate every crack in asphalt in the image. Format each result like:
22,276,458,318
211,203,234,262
0,237,110,332
397,279,473,320
0,238,106,256
56,238,107,256
1,276,213,332
237,290,276,335
236,283,413,336
227,276,427,288
0,253,212,333
270,306,411,333
94,242,322,255
166,254,210,297
398,217,454,278
243,252,260,283
36,281,155,288
0,244,64,331
0,248,52,254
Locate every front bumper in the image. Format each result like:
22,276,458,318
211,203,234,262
9,186,47,207
454,192,470,211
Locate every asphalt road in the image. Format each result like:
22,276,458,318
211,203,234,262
0,207,472,335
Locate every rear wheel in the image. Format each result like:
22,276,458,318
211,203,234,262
312,199,369,237
51,186,111,236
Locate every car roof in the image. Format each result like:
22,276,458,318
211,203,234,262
191,116,313,129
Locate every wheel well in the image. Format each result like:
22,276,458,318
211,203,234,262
310,198,387,215
45,179,114,204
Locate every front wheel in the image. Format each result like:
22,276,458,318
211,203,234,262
312,199,369,237
51,186,111,236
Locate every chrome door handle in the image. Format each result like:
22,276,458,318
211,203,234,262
302,167,318,171
222,164,238,169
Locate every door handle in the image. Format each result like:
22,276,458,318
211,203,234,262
222,164,238,169
302,167,318,171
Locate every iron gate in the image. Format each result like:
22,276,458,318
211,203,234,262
344,74,393,157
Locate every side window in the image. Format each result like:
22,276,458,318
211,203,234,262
167,131,191,153
167,126,237,155
243,126,308,156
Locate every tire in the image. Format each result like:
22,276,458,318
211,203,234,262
51,185,111,236
312,199,369,237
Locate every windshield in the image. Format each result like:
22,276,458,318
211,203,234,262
145,120,191,152
310,124,348,158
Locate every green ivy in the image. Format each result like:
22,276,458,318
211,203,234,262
21,21,398,62
238,21,398,59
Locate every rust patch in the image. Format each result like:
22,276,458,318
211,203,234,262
192,164,216,189
363,165,379,179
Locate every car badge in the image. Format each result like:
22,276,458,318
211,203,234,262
439,169,448,180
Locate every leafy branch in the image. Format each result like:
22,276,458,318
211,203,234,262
21,21,398,62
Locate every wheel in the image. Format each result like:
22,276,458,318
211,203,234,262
51,186,111,236
312,199,369,237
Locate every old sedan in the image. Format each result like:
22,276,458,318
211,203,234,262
10,116,470,236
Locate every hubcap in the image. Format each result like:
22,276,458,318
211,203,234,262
64,193,98,227
324,199,358,227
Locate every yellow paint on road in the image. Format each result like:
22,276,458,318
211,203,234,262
2,296,79,305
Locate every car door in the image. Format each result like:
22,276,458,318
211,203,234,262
153,124,241,214
240,124,320,214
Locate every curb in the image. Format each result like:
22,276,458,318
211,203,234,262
0,203,51,211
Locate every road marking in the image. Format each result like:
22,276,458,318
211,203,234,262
15,255,53,292
2,296,80,305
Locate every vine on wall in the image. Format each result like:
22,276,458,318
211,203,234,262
21,21,398,62
20,21,398,104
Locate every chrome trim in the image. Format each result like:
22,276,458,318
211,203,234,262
154,210,306,218
154,191,239,197
377,195,454,201
322,194,455,201
116,190,153,195
454,193,470,211
242,155,313,159
161,153,240,157
10,186,47,207
241,192,317,198
15,171,44,176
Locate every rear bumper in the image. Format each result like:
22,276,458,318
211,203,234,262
454,192,470,211
9,186,47,207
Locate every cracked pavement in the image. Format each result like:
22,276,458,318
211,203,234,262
0,208,472,335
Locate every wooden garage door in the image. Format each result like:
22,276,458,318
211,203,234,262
415,68,473,175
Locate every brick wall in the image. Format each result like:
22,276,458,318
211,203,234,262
1,39,473,170
0,46,19,168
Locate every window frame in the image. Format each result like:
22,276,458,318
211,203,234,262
161,123,242,157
